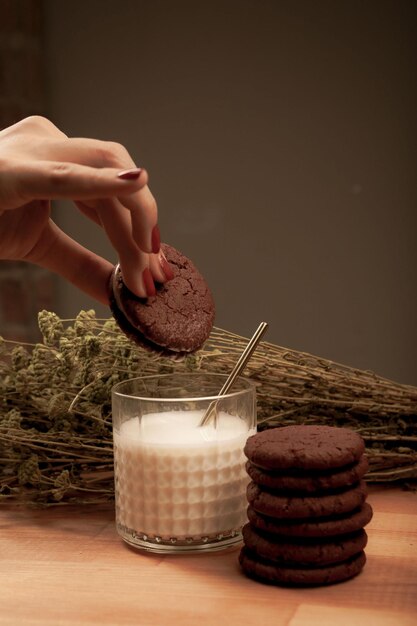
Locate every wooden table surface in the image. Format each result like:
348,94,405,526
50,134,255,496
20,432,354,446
1,486,416,626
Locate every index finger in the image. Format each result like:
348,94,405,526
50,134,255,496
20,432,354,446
3,159,147,210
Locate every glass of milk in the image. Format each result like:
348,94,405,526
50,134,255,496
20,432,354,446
112,372,256,553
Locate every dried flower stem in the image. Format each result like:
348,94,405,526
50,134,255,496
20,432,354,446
1,310,416,505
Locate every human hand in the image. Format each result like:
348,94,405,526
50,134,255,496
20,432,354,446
0,116,174,304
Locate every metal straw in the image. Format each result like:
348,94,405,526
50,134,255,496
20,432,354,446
199,322,269,427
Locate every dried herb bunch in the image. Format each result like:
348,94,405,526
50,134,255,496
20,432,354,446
1,310,416,505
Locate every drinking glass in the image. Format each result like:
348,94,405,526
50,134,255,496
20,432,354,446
112,372,256,553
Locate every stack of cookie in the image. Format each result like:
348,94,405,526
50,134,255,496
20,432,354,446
239,425,373,586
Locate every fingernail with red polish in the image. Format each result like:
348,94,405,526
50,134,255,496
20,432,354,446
142,267,156,297
117,168,142,180
159,252,175,280
159,252,175,281
151,224,161,253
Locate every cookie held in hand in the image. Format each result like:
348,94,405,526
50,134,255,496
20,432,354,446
109,243,215,358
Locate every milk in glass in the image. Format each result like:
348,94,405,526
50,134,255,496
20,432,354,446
114,409,254,539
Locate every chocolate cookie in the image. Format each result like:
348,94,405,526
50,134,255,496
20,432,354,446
109,243,215,357
247,502,373,537
245,455,369,493
239,547,366,586
247,480,368,519
244,425,365,471
242,524,368,566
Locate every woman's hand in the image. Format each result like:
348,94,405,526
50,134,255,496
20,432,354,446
0,116,173,304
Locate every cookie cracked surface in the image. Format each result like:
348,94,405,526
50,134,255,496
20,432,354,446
109,243,215,357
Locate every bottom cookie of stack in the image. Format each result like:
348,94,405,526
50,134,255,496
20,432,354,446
239,547,366,586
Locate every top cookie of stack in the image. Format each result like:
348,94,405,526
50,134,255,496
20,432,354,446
240,425,372,586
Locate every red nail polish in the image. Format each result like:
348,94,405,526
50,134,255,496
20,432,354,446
151,224,161,253
159,253,175,281
117,168,142,180
142,267,156,297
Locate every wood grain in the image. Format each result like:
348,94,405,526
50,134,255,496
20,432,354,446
0,486,416,625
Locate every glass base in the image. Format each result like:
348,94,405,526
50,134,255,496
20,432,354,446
117,522,243,554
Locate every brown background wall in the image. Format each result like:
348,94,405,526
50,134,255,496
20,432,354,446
1,0,416,384
0,0,56,342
